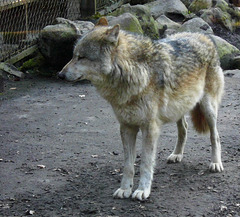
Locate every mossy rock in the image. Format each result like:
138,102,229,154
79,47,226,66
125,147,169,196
215,0,229,12
39,24,78,69
38,21,94,69
201,6,236,31
177,17,213,34
211,35,240,69
110,4,159,39
215,0,240,31
107,13,143,35
189,0,212,13
156,15,181,31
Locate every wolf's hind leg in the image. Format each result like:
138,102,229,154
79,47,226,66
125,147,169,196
113,124,139,199
200,96,224,172
167,116,188,163
132,121,160,200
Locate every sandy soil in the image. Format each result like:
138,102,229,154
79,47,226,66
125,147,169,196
0,72,239,216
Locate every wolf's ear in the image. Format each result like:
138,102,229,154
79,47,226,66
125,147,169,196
106,24,120,43
96,17,108,26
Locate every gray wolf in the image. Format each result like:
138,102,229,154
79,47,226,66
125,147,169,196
58,17,224,200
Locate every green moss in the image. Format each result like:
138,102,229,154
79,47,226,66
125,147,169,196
140,15,159,39
91,12,103,19
20,53,46,72
233,21,240,28
60,29,76,38
125,16,144,34
215,0,229,12
19,52,59,77
109,4,159,39
188,0,213,14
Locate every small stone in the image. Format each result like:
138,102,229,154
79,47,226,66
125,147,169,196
91,155,98,158
220,205,228,212
26,210,35,215
37,164,46,169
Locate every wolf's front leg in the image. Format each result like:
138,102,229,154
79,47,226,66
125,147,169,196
113,124,139,199
132,121,160,200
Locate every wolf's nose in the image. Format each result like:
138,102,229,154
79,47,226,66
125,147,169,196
58,72,65,80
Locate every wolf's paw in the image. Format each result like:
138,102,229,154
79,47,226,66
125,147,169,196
132,188,150,201
167,154,183,163
113,188,132,199
209,162,224,172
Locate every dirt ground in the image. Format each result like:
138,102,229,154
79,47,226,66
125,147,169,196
0,71,239,216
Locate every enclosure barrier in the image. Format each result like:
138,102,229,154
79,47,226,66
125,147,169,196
0,0,82,62
0,0,124,63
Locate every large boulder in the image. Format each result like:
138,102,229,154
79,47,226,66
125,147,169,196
156,15,181,37
177,17,214,34
211,35,240,69
39,19,94,69
107,13,143,34
110,4,159,39
144,0,189,19
156,15,181,30
215,0,230,11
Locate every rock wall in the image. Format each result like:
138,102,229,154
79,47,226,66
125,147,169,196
38,0,240,70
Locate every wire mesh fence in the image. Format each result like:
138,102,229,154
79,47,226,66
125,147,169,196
0,0,81,62
0,0,126,62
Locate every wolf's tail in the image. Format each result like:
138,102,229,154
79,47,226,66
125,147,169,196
191,103,210,134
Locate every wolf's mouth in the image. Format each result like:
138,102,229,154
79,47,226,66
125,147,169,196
73,75,85,82
58,71,85,82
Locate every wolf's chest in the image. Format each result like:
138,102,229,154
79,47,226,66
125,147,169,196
111,99,158,126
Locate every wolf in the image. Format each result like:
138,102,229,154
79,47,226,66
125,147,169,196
58,17,224,201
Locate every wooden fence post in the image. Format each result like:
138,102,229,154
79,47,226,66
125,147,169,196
80,0,96,17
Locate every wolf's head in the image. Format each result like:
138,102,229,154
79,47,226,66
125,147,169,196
58,18,120,84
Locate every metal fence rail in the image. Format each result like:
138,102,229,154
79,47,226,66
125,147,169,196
0,0,81,62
